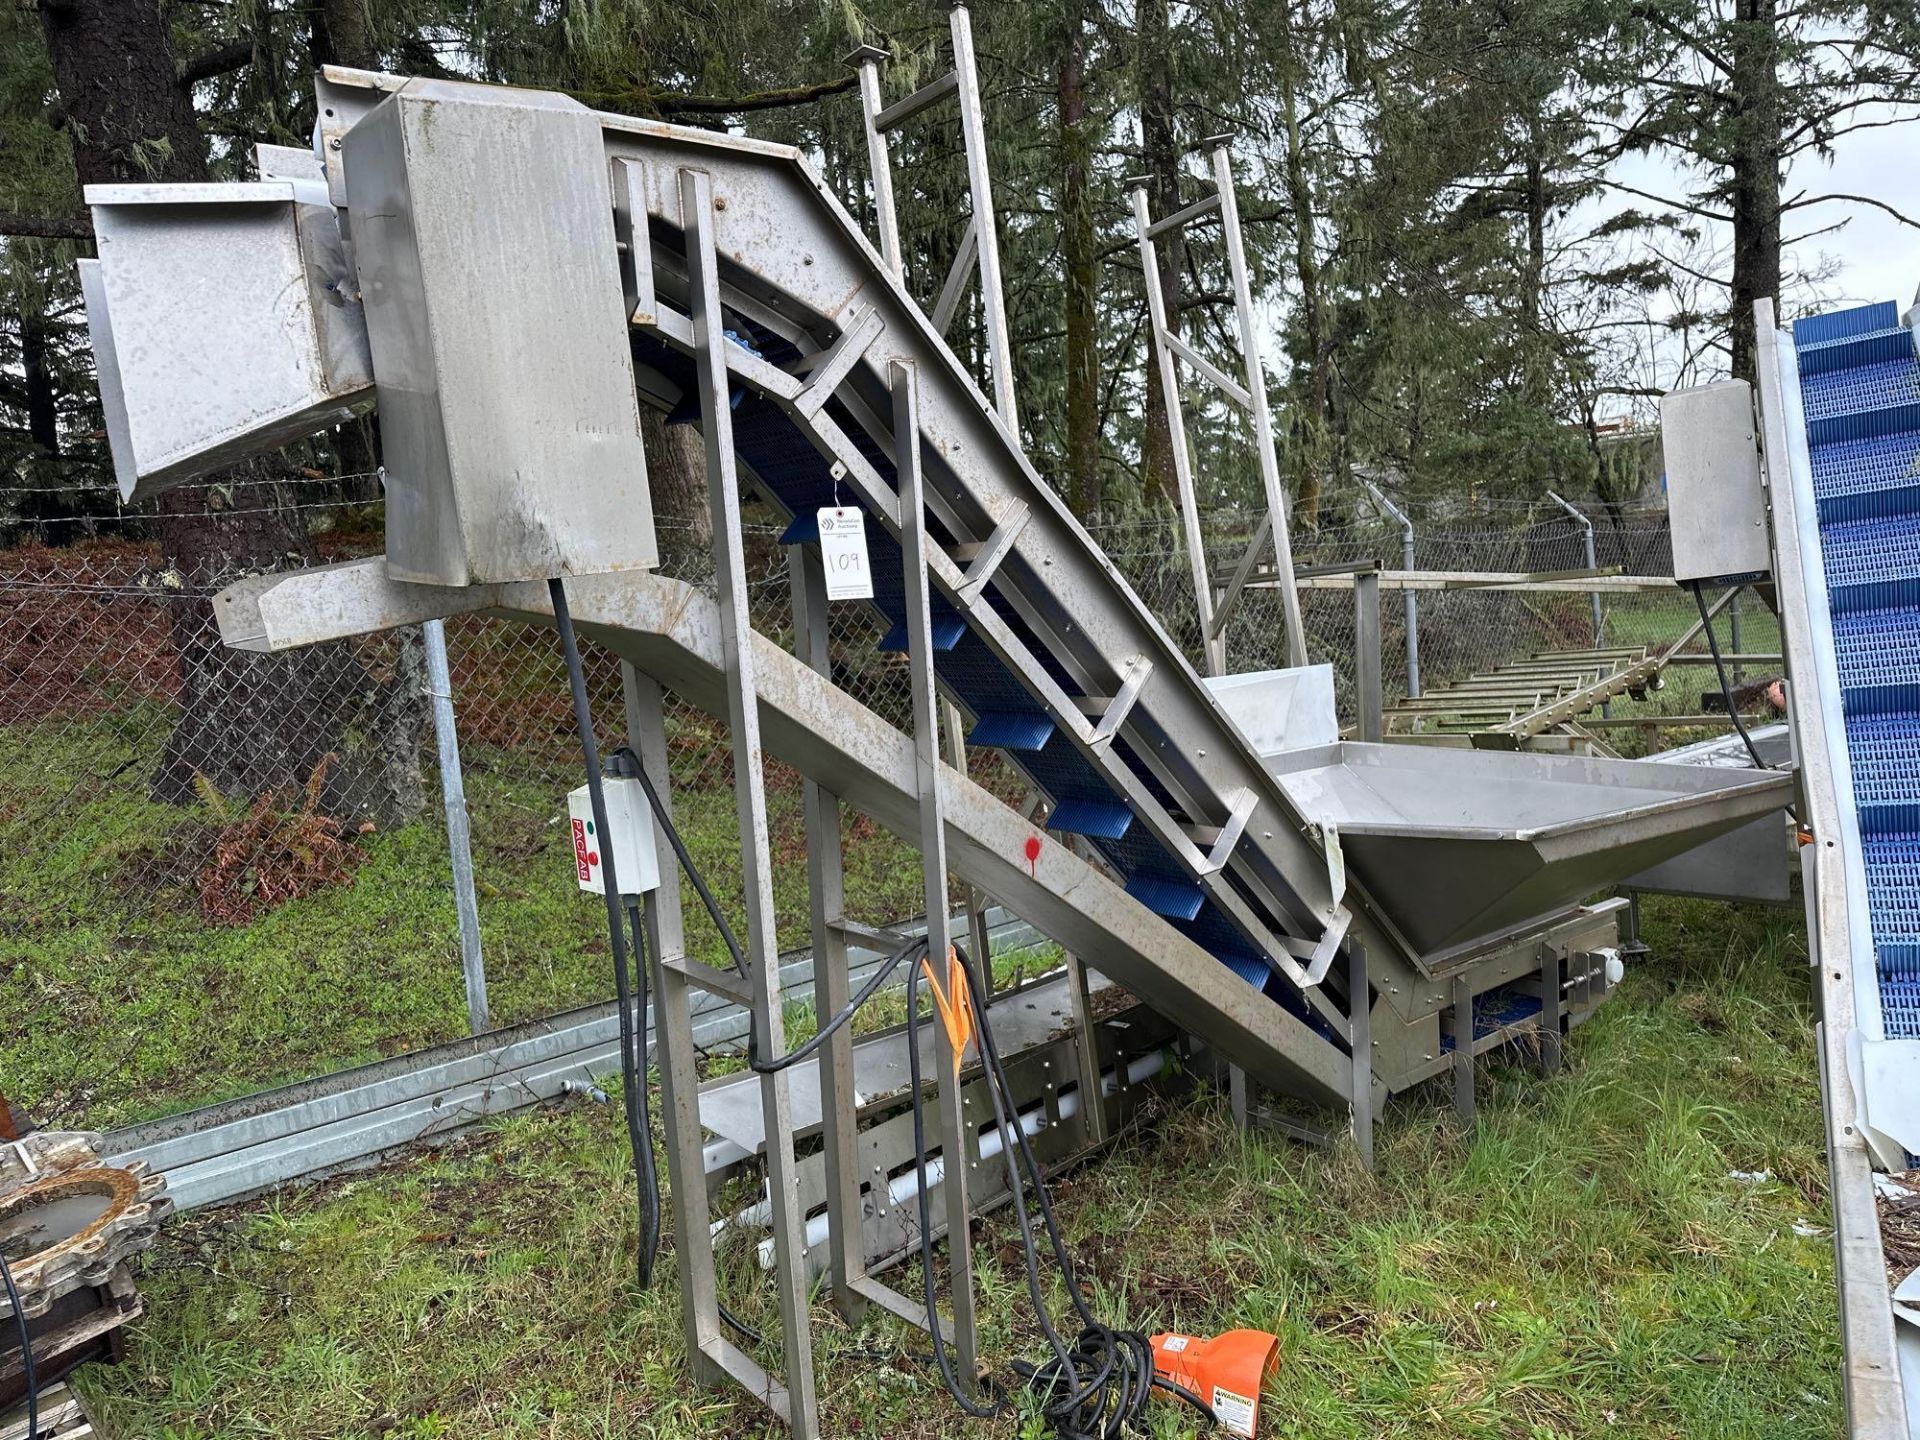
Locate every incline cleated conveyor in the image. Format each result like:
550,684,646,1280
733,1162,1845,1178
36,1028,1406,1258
77,67,1822,1438
1757,296,1920,1437
74,66,1797,1123
200,70,1788,1119
571,96,1791,1095
1796,300,1920,1042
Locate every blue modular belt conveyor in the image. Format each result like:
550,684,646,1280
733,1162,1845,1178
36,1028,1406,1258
1793,300,1920,1036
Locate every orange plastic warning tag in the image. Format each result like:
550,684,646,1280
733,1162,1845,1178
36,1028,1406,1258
920,947,977,1077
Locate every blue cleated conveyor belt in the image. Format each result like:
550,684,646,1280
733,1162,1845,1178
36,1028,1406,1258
1793,299,1920,1036
631,325,1330,1037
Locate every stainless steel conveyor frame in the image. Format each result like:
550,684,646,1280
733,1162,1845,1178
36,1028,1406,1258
77,69,1800,1436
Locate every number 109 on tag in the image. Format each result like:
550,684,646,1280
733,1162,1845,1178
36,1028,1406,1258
818,507,874,600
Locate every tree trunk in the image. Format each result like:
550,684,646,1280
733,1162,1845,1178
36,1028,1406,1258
1522,149,1546,340
1278,0,1327,531
43,0,424,824
1726,0,1781,382
311,0,377,71
1137,0,1183,510
1059,0,1100,518
644,408,713,577
14,302,103,544
1521,125,1553,421
21,311,58,460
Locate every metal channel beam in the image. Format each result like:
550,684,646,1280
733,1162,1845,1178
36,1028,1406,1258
683,164,818,1432
1211,139,1307,669
625,664,727,1390
786,543,868,1321
1478,653,1664,747
874,70,959,133
1289,571,1678,594
1129,183,1221,677
1144,191,1221,241
894,358,983,1382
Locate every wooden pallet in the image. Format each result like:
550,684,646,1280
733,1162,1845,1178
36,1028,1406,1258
2,1382,97,1439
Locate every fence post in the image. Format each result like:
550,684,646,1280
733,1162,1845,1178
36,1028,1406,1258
1354,567,1384,742
1729,588,1743,684
422,618,488,1035
1546,490,1604,646
1360,477,1419,698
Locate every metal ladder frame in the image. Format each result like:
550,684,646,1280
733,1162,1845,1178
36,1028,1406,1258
1128,136,1308,675
847,3,1123,1157
848,6,1016,430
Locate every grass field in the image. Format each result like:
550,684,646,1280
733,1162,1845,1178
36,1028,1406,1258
66,895,1841,1439
0,713,925,1131
4,578,1836,1437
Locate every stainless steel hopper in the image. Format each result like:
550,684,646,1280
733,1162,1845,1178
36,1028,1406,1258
1265,743,1795,958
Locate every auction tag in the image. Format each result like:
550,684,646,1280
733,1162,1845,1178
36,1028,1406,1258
818,507,874,600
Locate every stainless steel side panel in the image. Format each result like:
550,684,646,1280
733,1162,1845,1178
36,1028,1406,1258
341,81,655,587
82,182,374,499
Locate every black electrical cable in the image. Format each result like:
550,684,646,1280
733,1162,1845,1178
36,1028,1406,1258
559,605,1198,1428
957,940,1215,1436
552,577,661,1294
903,954,1006,1420
603,751,928,1078
608,748,748,981
611,736,925,1062
578,741,921,1326
1689,580,1800,824
905,946,1217,1438
1690,579,1774,773
1,1250,38,1440
749,937,928,1074
626,900,760,1348
624,901,662,1288
550,585,786,1353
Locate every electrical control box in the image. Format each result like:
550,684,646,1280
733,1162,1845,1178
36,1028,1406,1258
566,777,661,898
1660,380,1770,584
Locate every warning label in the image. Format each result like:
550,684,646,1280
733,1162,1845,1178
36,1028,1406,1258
1210,1384,1257,1438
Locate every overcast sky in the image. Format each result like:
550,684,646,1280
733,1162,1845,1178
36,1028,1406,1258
1538,103,1919,418
1598,104,1919,331
1780,111,1919,314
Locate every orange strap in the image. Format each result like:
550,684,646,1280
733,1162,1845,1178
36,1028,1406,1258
919,946,977,1078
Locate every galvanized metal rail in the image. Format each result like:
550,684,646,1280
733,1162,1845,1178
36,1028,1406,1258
102,907,1049,1212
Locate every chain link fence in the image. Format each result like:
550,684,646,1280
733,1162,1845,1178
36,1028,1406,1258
1,484,1699,1131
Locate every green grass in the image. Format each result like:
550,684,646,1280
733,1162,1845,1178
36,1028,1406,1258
1596,594,1785,757
0,718,924,1130
72,896,1841,1438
